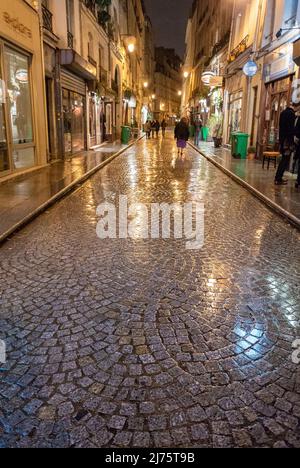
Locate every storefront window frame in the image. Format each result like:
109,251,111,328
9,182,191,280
0,39,36,177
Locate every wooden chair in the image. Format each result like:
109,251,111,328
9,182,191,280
262,143,281,170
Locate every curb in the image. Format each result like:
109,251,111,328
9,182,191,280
0,136,145,245
189,142,300,231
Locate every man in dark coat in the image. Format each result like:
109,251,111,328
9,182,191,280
275,104,296,185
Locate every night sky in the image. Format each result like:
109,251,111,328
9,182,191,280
144,0,194,59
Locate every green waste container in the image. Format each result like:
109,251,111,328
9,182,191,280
189,125,195,138
121,126,131,144
231,132,249,159
201,126,209,142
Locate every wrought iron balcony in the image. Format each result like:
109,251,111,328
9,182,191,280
67,31,74,49
42,4,53,33
84,0,97,16
229,35,249,63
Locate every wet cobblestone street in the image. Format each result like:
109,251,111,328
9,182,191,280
0,134,300,448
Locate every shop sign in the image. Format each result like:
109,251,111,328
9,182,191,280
243,61,258,77
2,13,32,39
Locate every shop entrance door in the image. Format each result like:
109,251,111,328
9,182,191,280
89,95,97,147
264,75,293,145
63,89,85,156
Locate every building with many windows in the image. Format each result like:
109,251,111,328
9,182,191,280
154,47,182,125
182,0,300,156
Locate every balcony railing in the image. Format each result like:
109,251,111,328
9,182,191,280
67,31,74,49
42,4,53,33
229,35,249,63
83,0,98,16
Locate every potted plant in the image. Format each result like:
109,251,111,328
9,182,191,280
247,146,256,160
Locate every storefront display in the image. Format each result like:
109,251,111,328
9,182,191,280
0,0,47,179
0,42,35,175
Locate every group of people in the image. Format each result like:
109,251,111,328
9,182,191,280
145,119,167,139
276,102,300,188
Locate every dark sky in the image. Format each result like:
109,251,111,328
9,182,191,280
144,0,193,59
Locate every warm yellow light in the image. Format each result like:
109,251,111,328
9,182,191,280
184,71,189,78
128,43,135,53
178,90,182,96
143,82,149,88
152,94,156,99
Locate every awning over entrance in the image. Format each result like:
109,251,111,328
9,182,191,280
60,50,97,81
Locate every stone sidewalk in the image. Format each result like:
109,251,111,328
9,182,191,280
191,142,300,228
0,139,142,243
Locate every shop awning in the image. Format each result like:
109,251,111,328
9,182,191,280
60,50,97,81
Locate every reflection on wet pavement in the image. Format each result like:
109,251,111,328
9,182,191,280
0,142,125,239
0,134,299,448
196,142,300,221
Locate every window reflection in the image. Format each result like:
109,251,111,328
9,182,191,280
4,47,35,170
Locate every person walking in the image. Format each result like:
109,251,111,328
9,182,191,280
161,119,167,138
151,121,156,139
175,117,190,156
155,120,160,138
275,103,296,185
145,120,151,139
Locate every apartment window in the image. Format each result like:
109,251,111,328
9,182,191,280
284,0,299,25
66,0,74,49
66,0,74,34
88,33,94,59
262,0,275,45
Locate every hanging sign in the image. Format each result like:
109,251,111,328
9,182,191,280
243,61,258,77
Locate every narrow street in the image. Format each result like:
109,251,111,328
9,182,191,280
0,134,299,448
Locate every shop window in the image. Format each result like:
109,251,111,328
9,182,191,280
0,56,9,174
4,47,35,170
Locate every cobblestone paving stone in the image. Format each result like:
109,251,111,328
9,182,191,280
0,134,300,448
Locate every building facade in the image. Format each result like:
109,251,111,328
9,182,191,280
154,47,182,125
37,0,155,161
183,0,300,155
182,0,234,134
0,0,48,181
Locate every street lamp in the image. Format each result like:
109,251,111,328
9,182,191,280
127,43,135,53
121,35,136,53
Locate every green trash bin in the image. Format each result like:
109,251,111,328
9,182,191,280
189,125,195,138
121,126,131,144
202,126,209,142
231,132,249,159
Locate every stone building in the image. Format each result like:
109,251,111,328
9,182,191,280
37,0,155,159
182,0,234,133
154,47,182,125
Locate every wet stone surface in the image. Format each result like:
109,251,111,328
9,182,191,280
0,134,300,448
